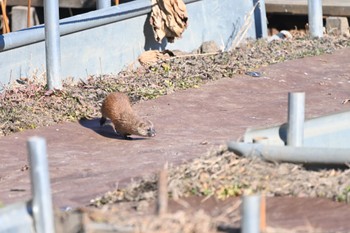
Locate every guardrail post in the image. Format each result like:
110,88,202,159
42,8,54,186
253,0,268,38
287,92,305,147
97,0,112,9
28,137,55,233
241,194,261,233
308,0,323,38
44,0,62,90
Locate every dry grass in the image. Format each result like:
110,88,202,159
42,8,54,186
2,34,350,233
91,147,350,207
0,35,349,136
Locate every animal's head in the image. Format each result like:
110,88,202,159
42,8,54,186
137,120,156,137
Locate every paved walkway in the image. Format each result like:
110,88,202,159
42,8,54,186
0,49,349,210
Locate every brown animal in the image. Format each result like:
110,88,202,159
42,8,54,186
100,92,156,139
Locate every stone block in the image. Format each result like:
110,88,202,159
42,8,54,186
11,6,39,32
326,17,349,36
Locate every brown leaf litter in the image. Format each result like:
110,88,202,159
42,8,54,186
150,0,188,43
0,35,349,137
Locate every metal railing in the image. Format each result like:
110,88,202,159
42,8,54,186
44,0,62,90
0,137,55,233
1,0,323,91
43,0,114,90
308,0,323,38
228,92,350,164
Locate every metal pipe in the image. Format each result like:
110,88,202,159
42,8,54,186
287,92,305,147
97,0,111,9
44,0,62,90
243,110,350,148
0,0,201,51
253,0,268,38
27,137,55,233
228,141,350,164
308,0,323,38
241,194,261,233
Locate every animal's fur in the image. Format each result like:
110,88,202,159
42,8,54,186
100,92,156,139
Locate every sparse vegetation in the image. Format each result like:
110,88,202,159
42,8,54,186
0,35,349,136
91,147,350,207
1,34,350,232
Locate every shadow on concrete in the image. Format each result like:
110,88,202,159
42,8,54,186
78,118,148,141
143,12,167,50
216,226,240,233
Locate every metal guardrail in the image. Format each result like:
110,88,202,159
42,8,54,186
44,0,113,90
287,92,305,147
1,0,202,90
0,137,55,233
308,0,323,38
241,194,262,233
228,92,350,164
44,0,62,90
96,0,112,9
2,0,323,91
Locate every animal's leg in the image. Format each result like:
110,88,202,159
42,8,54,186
100,117,107,126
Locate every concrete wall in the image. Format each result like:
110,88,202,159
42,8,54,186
0,0,266,86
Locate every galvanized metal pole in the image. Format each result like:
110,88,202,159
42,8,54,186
44,0,62,90
27,137,55,233
308,0,323,38
97,0,111,9
287,92,305,147
241,194,261,233
227,141,350,164
253,0,268,39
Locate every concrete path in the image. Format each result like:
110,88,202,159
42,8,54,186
1,48,350,208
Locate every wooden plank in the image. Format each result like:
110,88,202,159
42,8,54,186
265,0,350,16
6,0,96,8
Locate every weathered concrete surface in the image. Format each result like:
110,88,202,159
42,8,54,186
0,49,350,211
326,17,350,36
